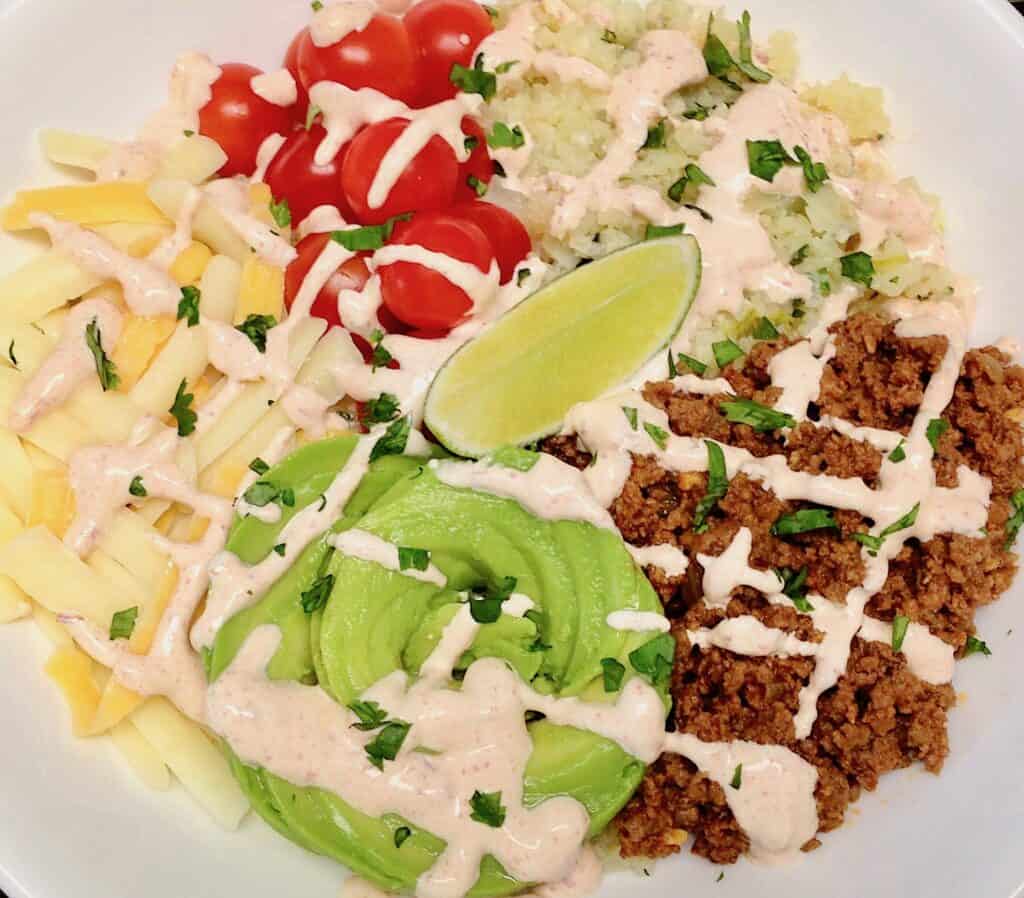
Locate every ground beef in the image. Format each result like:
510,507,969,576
548,313,1024,866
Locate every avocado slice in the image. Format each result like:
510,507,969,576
209,444,669,896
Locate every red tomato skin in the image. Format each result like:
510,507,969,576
199,63,294,178
453,117,493,204
296,16,419,106
340,118,459,225
380,211,495,330
451,200,532,283
284,29,310,120
404,0,494,106
264,126,351,225
284,233,372,328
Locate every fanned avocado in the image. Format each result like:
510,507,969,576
209,438,670,896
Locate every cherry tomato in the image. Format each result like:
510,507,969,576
198,63,294,177
453,117,493,204
285,233,371,328
296,15,419,106
284,28,311,121
452,200,531,284
341,118,459,224
265,126,351,226
404,0,494,106
379,211,496,330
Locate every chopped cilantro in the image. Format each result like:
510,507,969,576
487,121,526,149
789,244,810,267
852,503,920,556
712,339,744,368
516,268,531,287
398,547,430,572
1005,489,1024,548
369,328,394,372
601,657,626,692
926,418,949,452
6,340,15,369
269,197,292,229
249,457,270,476
693,441,728,534
361,392,401,427
735,11,771,82
394,827,412,848
495,60,517,74
85,318,120,392
450,55,497,101
109,606,139,641
776,566,813,612
963,635,992,658
746,139,796,183
466,174,488,197
644,223,685,240
464,135,480,153
177,285,201,327
752,316,780,340
482,4,498,19
628,633,675,687
643,119,667,150
469,790,506,827
273,543,287,557
793,145,829,193
840,251,875,287
622,406,639,431
280,487,295,508
719,397,796,432
468,575,517,624
888,441,906,463
683,102,711,121
667,349,678,377
730,763,743,789
668,163,716,203
300,573,335,614
365,721,411,769
129,476,147,498
331,214,410,252
235,314,277,353
311,0,324,9
183,129,195,137
243,481,280,508
643,421,669,451
348,700,388,731
601,28,617,43
891,615,910,653
169,379,197,437
677,353,708,376
771,508,838,537
370,417,411,463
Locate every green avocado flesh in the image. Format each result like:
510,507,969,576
208,435,669,896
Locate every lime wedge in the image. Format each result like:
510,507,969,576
424,235,701,457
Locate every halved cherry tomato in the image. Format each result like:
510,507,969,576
285,233,371,329
341,118,459,225
379,211,496,330
452,199,531,284
404,0,494,107
265,126,351,226
453,117,493,204
284,28,311,121
296,15,419,106
198,63,294,177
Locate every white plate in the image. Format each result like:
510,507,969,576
1,1,1023,897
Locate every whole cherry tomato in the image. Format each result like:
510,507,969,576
452,199,531,283
296,15,419,106
284,233,371,329
340,118,459,225
264,126,351,226
379,211,496,330
199,63,294,177
404,0,494,106
453,117,493,204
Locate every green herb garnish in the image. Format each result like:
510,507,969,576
243,481,280,508
169,379,197,437
269,197,292,229
249,457,270,476
85,318,120,392
467,175,488,197
645,223,685,240
793,145,829,193
622,406,639,431
235,314,277,353
926,418,949,452
772,508,838,537
776,566,813,612
735,11,771,82
889,441,906,463
331,214,410,252
730,763,743,789
964,635,992,658
746,139,796,183
348,700,388,731
720,397,795,432
300,573,336,614
129,476,147,498
712,339,744,368
643,422,669,451
487,121,526,149
394,827,412,848
450,55,497,101
365,721,411,769
370,417,411,463
109,607,139,641
752,316,780,340
361,392,401,426
469,790,506,827
840,251,875,287
628,633,675,687
678,353,708,376
369,328,393,372
891,615,910,653
852,503,920,556
693,441,728,533
601,657,626,692
398,547,430,572
1005,489,1024,548
643,119,667,150
468,575,517,624
177,285,201,327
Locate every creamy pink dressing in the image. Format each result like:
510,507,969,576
311,1,377,47
373,245,500,314
252,133,289,183
328,529,448,587
250,69,298,107
605,610,672,633
311,82,411,166
202,179,297,268
8,298,123,433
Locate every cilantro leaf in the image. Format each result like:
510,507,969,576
643,421,669,451
720,397,795,432
789,244,810,267
771,508,838,537
840,251,875,287
365,721,411,769
243,481,280,508
776,566,813,612
269,197,292,229
487,121,526,149
601,657,626,692
926,418,950,452
643,119,667,150
852,503,920,556
668,163,716,203
300,573,335,614
450,56,497,100
645,223,685,240
348,700,388,731
746,139,796,182
667,349,679,378
793,145,829,193
177,285,201,327
891,615,910,653
109,607,139,641
963,635,992,658
398,547,430,572
331,214,410,252
249,457,270,476
622,406,639,431
469,790,507,827
752,316,780,340
468,575,517,624
735,11,771,82
169,379,197,437
361,392,401,427
129,476,147,498
370,417,411,463
629,633,675,688
394,827,412,848
712,339,744,368
677,353,708,376
85,318,120,392
235,314,277,353
693,440,728,534
273,543,287,556
889,441,906,463
1005,489,1024,549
